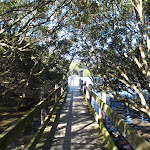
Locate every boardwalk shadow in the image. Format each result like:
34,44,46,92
40,92,68,150
42,86,108,150
62,87,73,150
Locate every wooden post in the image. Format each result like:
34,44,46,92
80,80,83,89
65,79,68,89
84,81,86,95
88,84,92,103
61,86,64,95
55,84,58,102
40,91,48,124
98,91,106,124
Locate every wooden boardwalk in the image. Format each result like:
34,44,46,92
36,86,108,150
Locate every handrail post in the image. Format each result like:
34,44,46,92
88,84,92,103
55,84,58,102
40,91,48,124
58,83,62,98
83,81,86,95
99,91,106,124
80,79,83,89
61,86,64,95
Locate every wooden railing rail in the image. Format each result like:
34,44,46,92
80,80,150,150
27,85,67,149
80,81,118,150
0,81,68,149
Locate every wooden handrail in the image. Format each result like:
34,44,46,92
80,87,118,150
27,87,67,149
0,81,68,149
81,82,150,150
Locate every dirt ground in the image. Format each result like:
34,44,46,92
0,101,27,133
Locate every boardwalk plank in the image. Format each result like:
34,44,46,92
37,86,108,150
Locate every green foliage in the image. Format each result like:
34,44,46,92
0,0,72,110
0,0,150,116
144,0,150,15
83,70,91,77
69,0,150,117
69,63,80,75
